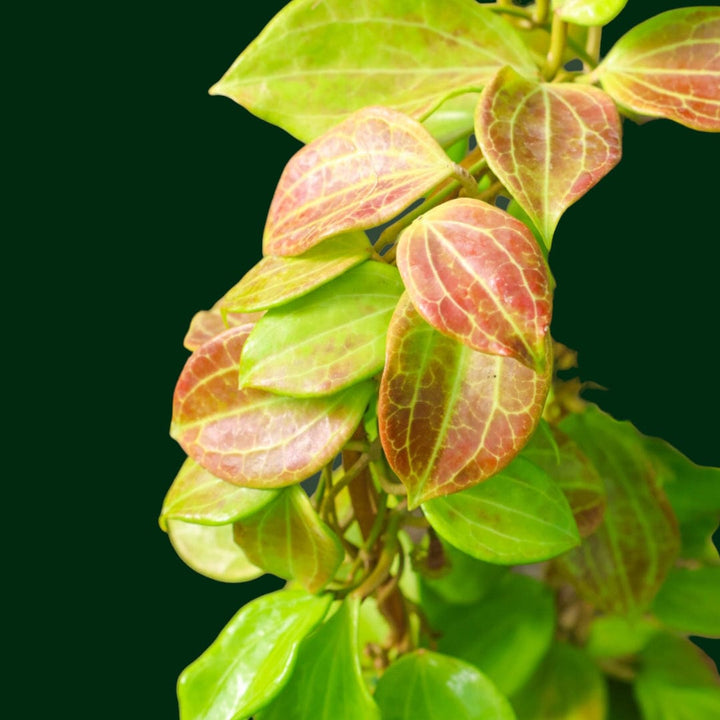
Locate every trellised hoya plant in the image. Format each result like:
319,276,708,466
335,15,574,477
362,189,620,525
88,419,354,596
162,2,720,718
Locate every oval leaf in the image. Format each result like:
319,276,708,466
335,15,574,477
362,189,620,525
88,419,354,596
476,66,622,246
552,0,628,26
238,262,403,396
596,7,720,132
178,589,332,720
222,232,372,313
211,0,537,142
374,650,515,720
263,106,456,256
379,295,551,508
171,324,374,487
256,598,380,720
553,406,680,614
167,519,263,583
233,485,344,593
183,297,262,352
160,457,279,530
396,197,552,369
423,456,580,565
422,93,481,148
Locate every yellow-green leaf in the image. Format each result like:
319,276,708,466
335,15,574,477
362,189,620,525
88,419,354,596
552,0,628,26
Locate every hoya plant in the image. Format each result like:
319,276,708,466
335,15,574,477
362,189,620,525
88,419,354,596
162,1,720,718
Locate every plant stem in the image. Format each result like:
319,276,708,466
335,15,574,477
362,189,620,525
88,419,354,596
453,164,483,199
489,4,533,22
585,26,602,66
566,35,598,71
534,0,550,25
543,12,568,81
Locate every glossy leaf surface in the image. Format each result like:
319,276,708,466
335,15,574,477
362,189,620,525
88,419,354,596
212,0,537,142
263,106,455,256
160,457,279,530
171,324,374,487
635,634,720,720
552,0,627,26
256,598,380,720
374,650,515,720
167,519,263,583
424,572,555,696
511,643,606,720
423,456,579,564
396,198,552,369
233,485,344,593
554,406,679,614
222,232,372,313
652,566,720,637
596,7,720,132
476,67,621,245
183,297,262,352
178,589,331,720
422,93,480,148
238,263,403,396
521,421,606,537
379,295,551,507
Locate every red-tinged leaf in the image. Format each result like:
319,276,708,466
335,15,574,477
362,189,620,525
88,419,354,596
222,232,372,313
378,294,551,508
233,486,344,594
263,106,456,257
596,7,720,132
396,198,552,370
476,66,622,246
171,324,374,487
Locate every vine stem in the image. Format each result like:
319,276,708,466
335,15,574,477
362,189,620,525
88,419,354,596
585,26,602,67
534,0,550,25
543,12,568,81
489,3,533,21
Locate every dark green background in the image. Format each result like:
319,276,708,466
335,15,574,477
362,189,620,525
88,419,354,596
18,1,718,718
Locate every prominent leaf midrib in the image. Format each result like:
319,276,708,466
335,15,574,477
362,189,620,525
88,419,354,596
164,482,259,522
608,36,719,68
605,70,720,108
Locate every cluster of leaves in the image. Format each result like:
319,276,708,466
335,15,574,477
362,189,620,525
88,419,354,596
162,2,720,719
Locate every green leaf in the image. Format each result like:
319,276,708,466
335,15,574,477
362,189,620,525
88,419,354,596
374,650,516,720
379,295,551,508
553,406,680,615
552,0,628,26
167,519,263,583
178,589,332,720
256,598,380,720
422,93,480,148
422,455,580,565
160,457,279,530
221,233,372,313
171,324,374,487
183,292,262,352
263,106,456,257
595,7,720,132
652,566,720,638
233,485,344,593
423,572,555,696
511,643,606,720
211,0,537,142
634,634,720,720
521,420,606,537
585,614,658,659
476,66,621,247
238,262,403,397
396,198,553,370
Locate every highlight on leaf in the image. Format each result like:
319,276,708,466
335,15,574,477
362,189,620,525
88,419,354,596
595,7,720,132
396,197,553,370
475,66,622,246
263,106,457,257
552,0,628,27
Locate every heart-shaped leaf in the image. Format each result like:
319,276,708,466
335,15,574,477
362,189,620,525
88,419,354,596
238,262,403,397
233,485,344,593
374,650,515,720
422,572,555,696
552,0,628,26
595,7,720,132
422,455,580,565
379,295,551,508
222,232,372,313
511,643,606,720
553,406,680,614
263,106,456,257
160,457,280,530
171,324,374,487
476,66,622,246
211,0,537,142
178,589,332,720
396,197,552,369
256,598,380,720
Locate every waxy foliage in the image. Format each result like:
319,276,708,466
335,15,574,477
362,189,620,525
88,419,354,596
165,3,720,720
